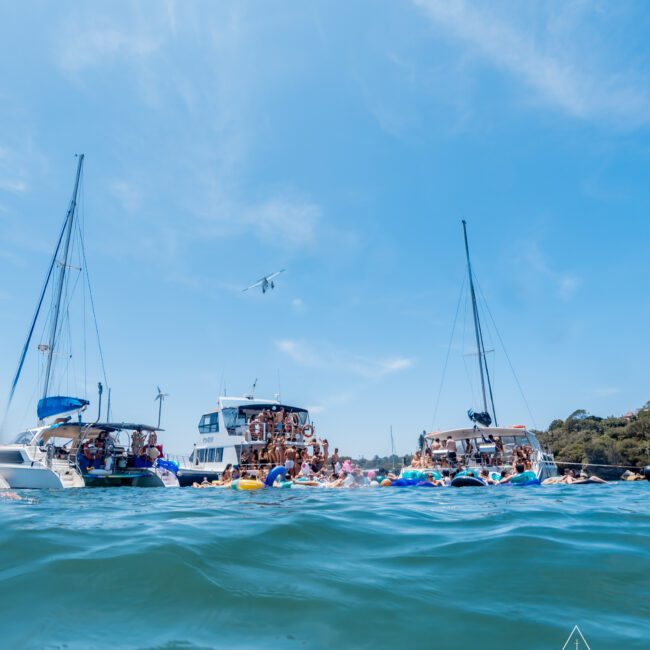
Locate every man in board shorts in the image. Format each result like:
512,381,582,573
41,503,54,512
446,436,457,467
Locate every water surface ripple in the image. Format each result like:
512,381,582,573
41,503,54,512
1,484,649,649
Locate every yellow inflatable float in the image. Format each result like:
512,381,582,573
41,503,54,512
234,479,264,491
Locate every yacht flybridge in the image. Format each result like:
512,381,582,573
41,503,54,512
410,221,558,484
0,155,178,489
175,396,313,486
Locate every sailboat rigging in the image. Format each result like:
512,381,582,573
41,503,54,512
0,155,179,488
462,220,497,428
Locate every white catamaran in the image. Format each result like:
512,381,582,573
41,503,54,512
0,155,178,489
407,221,558,485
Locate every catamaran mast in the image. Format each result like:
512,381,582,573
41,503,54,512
461,220,497,426
41,154,84,402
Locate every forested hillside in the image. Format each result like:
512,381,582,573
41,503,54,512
537,402,650,472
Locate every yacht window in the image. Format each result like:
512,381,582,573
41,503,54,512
198,413,219,434
215,448,223,462
223,408,245,435
207,448,215,463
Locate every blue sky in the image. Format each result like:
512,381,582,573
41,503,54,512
1,1,649,457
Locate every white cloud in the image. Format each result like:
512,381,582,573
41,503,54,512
593,387,621,397
241,197,320,246
275,339,414,380
109,180,141,213
413,0,650,126
516,239,581,301
0,179,27,193
58,21,161,72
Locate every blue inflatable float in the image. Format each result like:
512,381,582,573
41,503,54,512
265,466,287,487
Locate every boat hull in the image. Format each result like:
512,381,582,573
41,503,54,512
0,464,67,489
176,468,221,487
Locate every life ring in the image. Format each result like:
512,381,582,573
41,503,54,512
301,424,314,439
248,420,263,438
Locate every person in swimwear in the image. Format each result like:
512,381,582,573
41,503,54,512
479,468,497,485
500,463,527,484
330,448,339,472
322,438,329,465
446,436,458,467
285,446,296,477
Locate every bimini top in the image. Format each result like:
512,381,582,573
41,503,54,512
214,396,308,414
425,426,531,442
236,403,308,414
35,421,161,444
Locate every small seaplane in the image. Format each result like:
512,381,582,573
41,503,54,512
242,269,286,294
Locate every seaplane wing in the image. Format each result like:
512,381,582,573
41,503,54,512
242,279,265,292
242,269,286,292
266,269,286,281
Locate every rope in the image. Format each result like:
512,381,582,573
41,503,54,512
554,460,647,470
474,276,538,430
432,274,466,430
77,208,109,392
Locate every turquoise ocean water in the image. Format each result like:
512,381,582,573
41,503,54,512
1,483,649,649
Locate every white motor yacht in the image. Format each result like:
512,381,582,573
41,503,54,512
175,395,315,486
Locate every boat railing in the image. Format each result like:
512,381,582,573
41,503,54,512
234,421,314,444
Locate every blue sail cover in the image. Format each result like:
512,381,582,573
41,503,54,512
37,396,89,420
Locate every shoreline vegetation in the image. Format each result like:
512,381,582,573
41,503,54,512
352,401,650,480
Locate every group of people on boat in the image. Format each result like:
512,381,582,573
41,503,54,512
245,408,313,442
412,434,533,470
239,436,335,477
77,429,163,473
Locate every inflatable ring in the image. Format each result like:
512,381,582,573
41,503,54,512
509,470,537,485
237,479,264,491
265,466,287,487
301,424,315,439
